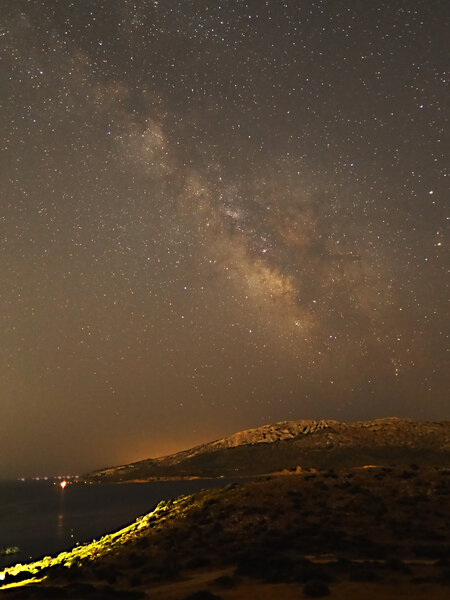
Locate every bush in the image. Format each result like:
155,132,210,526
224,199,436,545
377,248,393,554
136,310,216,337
203,497,219,507
412,544,450,559
295,564,334,584
185,555,212,569
302,579,330,597
64,582,97,595
385,559,411,574
434,559,450,567
183,591,222,600
156,560,180,580
128,553,147,569
349,566,380,582
136,537,149,548
130,574,142,586
6,584,60,598
2,570,33,584
97,586,147,599
212,574,237,589
41,564,71,580
234,549,270,578
438,567,450,586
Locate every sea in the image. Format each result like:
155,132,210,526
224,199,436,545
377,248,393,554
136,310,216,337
0,478,242,569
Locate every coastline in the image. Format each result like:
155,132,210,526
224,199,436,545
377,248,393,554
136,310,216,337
82,474,257,484
1,467,449,599
0,477,245,571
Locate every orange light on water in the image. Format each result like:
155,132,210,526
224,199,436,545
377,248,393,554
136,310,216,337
60,481,67,489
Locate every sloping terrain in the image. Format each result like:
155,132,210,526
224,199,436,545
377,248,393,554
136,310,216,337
84,418,450,482
1,466,449,599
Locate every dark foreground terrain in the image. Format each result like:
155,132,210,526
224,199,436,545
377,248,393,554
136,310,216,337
1,465,449,599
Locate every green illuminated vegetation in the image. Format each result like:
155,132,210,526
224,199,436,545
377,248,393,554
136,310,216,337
1,467,449,599
0,497,189,584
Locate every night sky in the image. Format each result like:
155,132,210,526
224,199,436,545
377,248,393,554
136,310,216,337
1,1,448,478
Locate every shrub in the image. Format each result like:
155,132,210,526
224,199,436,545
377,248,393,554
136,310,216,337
412,544,450,559
9,584,61,598
185,555,212,569
203,498,219,507
349,566,380,582
60,564,84,581
98,586,147,599
295,564,334,584
41,564,70,580
130,574,142,586
212,574,237,589
64,582,97,595
438,567,450,585
2,570,33,584
302,579,330,597
136,537,149,548
128,553,147,569
385,559,411,574
434,559,450,567
183,591,222,600
264,555,296,583
234,549,271,578
155,557,180,580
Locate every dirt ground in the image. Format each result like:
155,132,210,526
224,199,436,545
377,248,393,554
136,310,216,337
145,567,450,600
1,467,449,599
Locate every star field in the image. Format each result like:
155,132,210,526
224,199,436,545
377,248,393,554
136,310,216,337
0,0,448,478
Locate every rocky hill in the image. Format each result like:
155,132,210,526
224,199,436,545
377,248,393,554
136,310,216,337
84,418,450,483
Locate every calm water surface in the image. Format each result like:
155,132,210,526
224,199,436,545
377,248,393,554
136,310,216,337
0,478,242,568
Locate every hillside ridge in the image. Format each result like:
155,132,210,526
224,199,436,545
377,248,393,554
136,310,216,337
85,417,450,482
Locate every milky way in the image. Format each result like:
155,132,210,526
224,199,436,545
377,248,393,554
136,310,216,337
0,1,447,477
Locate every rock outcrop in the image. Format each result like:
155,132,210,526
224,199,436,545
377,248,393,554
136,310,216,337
84,418,450,482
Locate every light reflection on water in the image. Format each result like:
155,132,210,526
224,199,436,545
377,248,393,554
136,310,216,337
0,478,246,568
56,513,64,538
